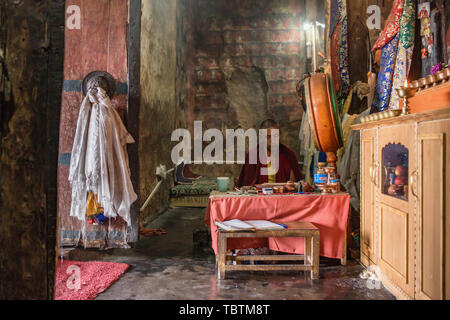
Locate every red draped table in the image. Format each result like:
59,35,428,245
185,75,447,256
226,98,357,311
205,191,351,264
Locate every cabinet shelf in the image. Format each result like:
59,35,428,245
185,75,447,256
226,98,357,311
354,109,450,300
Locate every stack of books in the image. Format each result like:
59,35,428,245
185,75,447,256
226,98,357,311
214,219,285,231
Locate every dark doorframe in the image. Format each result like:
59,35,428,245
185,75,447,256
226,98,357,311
45,0,66,299
127,0,142,243
0,0,65,299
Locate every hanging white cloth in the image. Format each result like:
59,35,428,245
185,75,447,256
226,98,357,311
299,108,317,185
69,87,137,226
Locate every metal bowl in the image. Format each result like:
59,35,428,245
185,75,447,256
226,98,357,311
444,68,450,81
410,80,420,89
273,186,285,194
436,70,446,83
418,77,428,89
426,74,437,87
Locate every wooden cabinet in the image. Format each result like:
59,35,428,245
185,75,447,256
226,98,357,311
353,108,450,300
416,120,449,300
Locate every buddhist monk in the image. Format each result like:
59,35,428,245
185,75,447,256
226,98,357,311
237,119,313,191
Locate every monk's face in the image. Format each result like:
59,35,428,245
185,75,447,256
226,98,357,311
266,126,280,151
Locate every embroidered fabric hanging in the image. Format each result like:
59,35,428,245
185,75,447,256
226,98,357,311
338,15,350,100
329,0,345,38
372,0,406,51
69,87,138,230
389,0,416,110
330,21,343,94
329,0,350,100
372,0,415,112
372,34,400,112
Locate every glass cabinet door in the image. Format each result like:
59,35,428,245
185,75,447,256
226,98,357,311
381,143,409,202
377,124,416,298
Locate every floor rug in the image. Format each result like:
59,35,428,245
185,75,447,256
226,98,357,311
54,259,129,300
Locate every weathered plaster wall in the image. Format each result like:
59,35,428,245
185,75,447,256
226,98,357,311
185,0,308,180
0,0,64,299
139,0,188,222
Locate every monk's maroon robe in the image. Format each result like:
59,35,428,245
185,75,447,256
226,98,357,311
237,144,303,187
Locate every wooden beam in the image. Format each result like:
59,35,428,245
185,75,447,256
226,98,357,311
0,0,65,299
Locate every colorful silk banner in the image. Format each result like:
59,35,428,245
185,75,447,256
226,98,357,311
373,0,406,51
372,34,400,112
389,0,416,110
329,0,345,38
338,15,350,99
329,0,349,100
331,22,342,94
399,0,416,49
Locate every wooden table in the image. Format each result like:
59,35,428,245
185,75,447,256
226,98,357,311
206,191,350,264
216,222,320,280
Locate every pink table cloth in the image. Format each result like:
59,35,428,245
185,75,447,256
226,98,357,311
205,192,350,260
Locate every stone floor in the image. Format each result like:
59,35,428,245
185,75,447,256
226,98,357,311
66,207,395,300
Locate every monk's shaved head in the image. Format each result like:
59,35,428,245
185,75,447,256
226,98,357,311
260,119,279,129
260,119,280,152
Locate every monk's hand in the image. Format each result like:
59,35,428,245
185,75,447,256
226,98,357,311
300,181,314,192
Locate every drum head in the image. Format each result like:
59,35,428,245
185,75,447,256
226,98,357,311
304,73,343,153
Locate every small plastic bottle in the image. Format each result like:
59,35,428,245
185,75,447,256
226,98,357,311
314,162,328,186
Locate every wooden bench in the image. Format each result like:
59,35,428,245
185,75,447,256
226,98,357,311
216,222,320,280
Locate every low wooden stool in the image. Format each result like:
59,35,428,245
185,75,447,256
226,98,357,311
216,222,320,280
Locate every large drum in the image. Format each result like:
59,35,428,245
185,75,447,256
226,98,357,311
303,73,343,167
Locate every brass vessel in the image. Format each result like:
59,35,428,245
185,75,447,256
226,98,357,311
435,70,447,84
410,80,420,89
444,68,450,80
426,74,437,87
418,77,428,90
396,86,418,116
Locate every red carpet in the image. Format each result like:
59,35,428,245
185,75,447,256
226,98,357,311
55,259,129,300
